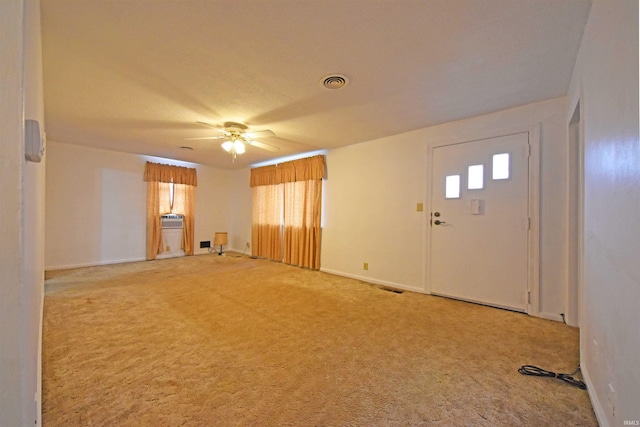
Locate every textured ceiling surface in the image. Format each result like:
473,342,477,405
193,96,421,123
41,0,591,169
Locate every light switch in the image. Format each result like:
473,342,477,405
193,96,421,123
417,203,424,212
471,199,480,215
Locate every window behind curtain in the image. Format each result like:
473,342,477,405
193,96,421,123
158,182,189,215
250,155,325,270
252,184,284,262
144,162,197,260
282,180,322,268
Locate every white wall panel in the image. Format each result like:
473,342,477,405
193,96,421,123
321,97,569,317
567,1,639,425
45,142,232,269
1,0,45,425
228,168,252,253
322,134,427,291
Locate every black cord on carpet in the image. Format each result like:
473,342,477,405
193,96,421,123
230,246,249,258
518,365,587,390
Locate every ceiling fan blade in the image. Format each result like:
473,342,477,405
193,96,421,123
196,121,225,132
245,129,275,139
249,139,280,152
184,135,227,141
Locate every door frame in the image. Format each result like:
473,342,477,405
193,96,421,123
565,96,584,327
425,124,541,316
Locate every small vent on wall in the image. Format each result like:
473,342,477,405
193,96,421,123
380,286,404,294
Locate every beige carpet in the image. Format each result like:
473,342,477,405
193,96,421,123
43,254,597,426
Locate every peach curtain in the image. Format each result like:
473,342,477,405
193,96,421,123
282,179,322,269
173,183,195,256
250,155,325,187
146,181,164,260
144,163,196,260
250,155,324,270
251,184,283,262
144,161,197,186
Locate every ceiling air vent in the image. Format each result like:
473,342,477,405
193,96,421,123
321,74,349,90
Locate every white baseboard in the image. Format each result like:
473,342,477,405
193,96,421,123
581,362,609,427
321,269,568,324
36,289,43,427
194,248,214,256
45,257,146,271
155,252,185,259
536,311,565,322
194,247,246,256
319,268,424,293
46,250,251,270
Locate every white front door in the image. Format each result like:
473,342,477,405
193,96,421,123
429,133,530,312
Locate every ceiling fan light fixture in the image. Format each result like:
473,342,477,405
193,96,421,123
191,120,278,161
221,141,234,152
234,140,246,154
321,74,349,90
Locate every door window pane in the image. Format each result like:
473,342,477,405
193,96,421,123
468,164,484,189
492,153,510,180
445,175,460,199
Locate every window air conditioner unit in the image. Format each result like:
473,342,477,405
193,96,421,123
160,214,184,229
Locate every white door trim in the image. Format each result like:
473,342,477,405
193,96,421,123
425,124,541,317
565,94,585,328
528,124,541,317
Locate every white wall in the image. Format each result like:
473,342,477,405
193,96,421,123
194,162,232,254
45,141,234,269
0,2,26,425
320,97,570,319
23,0,46,424
229,168,253,253
1,0,45,425
567,1,639,425
322,134,428,291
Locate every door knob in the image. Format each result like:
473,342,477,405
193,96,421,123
434,220,445,225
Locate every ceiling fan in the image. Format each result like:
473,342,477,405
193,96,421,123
186,121,279,160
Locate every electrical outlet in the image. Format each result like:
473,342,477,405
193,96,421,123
363,262,369,271
165,245,170,251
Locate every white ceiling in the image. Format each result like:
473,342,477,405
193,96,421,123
41,0,592,170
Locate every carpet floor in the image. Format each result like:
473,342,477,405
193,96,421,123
43,254,597,426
